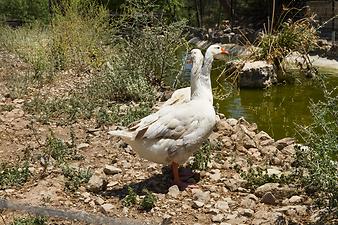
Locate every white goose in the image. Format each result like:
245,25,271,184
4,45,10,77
161,44,229,108
109,46,226,188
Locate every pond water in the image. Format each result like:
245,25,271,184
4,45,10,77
213,68,338,141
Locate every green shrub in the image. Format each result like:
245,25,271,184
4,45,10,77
122,186,138,207
141,189,156,211
10,216,46,225
50,0,110,72
0,0,49,23
0,161,30,189
62,164,92,192
295,83,338,208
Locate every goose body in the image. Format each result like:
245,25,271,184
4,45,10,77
109,46,227,186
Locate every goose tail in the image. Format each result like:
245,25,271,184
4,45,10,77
108,130,133,140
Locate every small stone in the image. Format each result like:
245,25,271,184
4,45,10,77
28,167,35,174
267,168,282,178
211,214,224,222
107,181,118,187
261,192,276,205
77,143,89,149
209,169,221,181
103,165,122,175
192,189,210,204
288,195,302,204
89,200,96,207
240,208,254,217
214,200,230,212
81,192,91,198
224,179,239,191
100,203,115,213
87,175,107,193
168,185,180,198
95,197,105,205
13,99,25,104
240,197,256,209
226,118,238,126
260,146,278,157
275,138,295,150
254,183,279,197
84,197,91,203
193,200,204,208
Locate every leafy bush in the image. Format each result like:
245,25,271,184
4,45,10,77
10,216,46,225
50,0,110,72
254,16,318,80
0,0,49,22
123,186,138,207
0,161,30,189
295,83,338,208
112,0,188,88
62,165,92,192
141,189,156,211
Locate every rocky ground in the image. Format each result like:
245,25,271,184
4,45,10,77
0,49,333,225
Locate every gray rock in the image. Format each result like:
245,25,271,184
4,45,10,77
87,175,107,193
239,61,277,88
240,196,257,209
288,195,303,204
212,214,224,222
275,137,295,150
100,203,115,213
168,185,180,198
255,183,279,197
255,183,296,199
267,168,282,178
261,192,277,205
226,118,238,126
77,143,89,149
103,165,122,175
260,139,275,146
255,131,273,141
192,189,210,204
209,169,222,181
243,135,256,149
192,200,205,208
260,146,278,157
223,179,240,192
95,197,105,205
239,208,254,217
276,205,307,217
214,200,230,212
215,120,234,135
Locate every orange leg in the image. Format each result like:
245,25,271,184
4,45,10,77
171,162,198,190
171,162,182,185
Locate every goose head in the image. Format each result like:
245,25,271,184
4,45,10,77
205,44,229,60
190,49,204,64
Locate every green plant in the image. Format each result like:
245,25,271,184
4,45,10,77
44,130,70,163
122,186,138,207
254,14,318,80
0,161,30,189
295,83,337,208
0,104,15,112
61,164,92,192
240,167,296,189
10,216,46,225
141,189,156,211
190,141,212,170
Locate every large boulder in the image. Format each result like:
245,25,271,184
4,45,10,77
239,61,277,88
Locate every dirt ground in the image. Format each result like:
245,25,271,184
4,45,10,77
0,49,334,225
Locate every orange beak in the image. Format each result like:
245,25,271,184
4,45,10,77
221,47,229,54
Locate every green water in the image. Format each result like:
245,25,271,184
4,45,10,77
213,68,338,140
